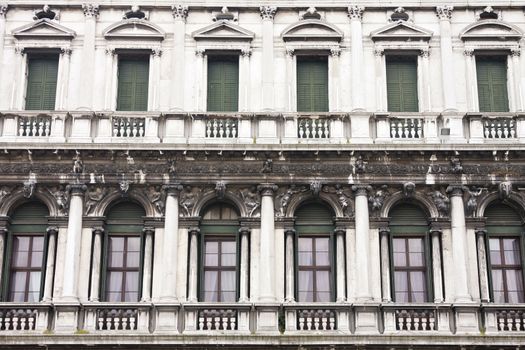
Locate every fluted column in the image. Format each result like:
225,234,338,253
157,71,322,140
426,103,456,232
62,184,86,301
374,47,386,112
239,226,250,302
150,49,162,111
464,49,477,112
284,228,295,302
353,185,371,301
187,227,199,302
42,226,58,302
104,48,116,110
285,49,296,112
12,47,26,110
419,49,431,112
260,6,277,111
430,227,444,302
258,184,278,301
348,5,365,111
194,49,206,111
511,49,523,111
141,227,154,302
170,5,188,111
476,228,490,302
80,3,98,109
57,48,72,110
89,227,103,301
239,49,252,112
161,184,183,301
436,5,456,111
335,227,346,302
447,185,471,302
329,48,341,112
379,227,391,302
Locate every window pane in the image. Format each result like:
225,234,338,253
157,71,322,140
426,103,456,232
316,238,329,252
221,271,236,294
204,271,218,294
15,236,30,251
127,237,141,251
316,271,330,293
28,271,41,295
221,241,236,266
408,238,423,252
221,292,236,302
395,292,408,303
503,238,521,265
205,241,218,266
410,271,426,293
110,237,125,251
409,252,424,267
204,291,218,302
316,252,330,266
108,251,124,268
316,292,331,302
411,292,426,303
491,269,504,294
489,239,502,265
125,292,139,302
107,271,123,294
125,271,139,294
31,251,43,268
298,291,313,302
27,291,40,303
393,238,406,253
221,241,236,254
126,252,140,268
298,271,313,293
10,271,27,293
298,252,313,266
298,238,312,252
13,251,29,267
395,271,408,292
393,252,407,267
505,270,524,294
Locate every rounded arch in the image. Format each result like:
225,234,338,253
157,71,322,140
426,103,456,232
381,191,438,219
281,19,343,41
0,187,58,217
459,20,523,40
476,191,525,221
287,192,341,218
192,190,247,218
93,188,156,218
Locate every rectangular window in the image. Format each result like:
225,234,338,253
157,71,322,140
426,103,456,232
392,237,427,303
9,236,44,302
476,56,509,112
386,56,419,112
117,57,149,111
105,236,141,302
297,236,332,302
203,238,237,302
25,56,59,110
296,56,329,112
489,237,524,303
207,56,239,112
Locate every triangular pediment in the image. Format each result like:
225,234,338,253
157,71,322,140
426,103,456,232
460,20,522,40
371,21,432,41
192,20,254,41
104,19,165,40
281,19,343,42
12,18,75,39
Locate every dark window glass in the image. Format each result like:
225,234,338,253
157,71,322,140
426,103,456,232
489,237,524,303
9,236,44,302
392,237,427,303
203,238,237,302
297,236,332,302
105,236,141,302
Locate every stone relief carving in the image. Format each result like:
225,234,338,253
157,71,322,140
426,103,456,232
310,181,322,197
368,185,389,214
260,5,277,20
275,185,308,217
33,4,59,21
0,185,13,203
436,5,453,20
355,155,366,174
464,186,486,217
179,186,202,216
144,185,165,215
213,6,236,21
499,181,512,200
215,181,226,199
301,7,321,20
73,154,84,175
23,180,36,199
82,3,99,18
429,189,450,217
123,5,147,20
171,4,188,20
119,180,131,194
347,5,365,20
239,186,260,217
322,184,354,217
403,182,416,197
450,155,463,174
47,185,69,215
85,186,108,215
261,159,273,173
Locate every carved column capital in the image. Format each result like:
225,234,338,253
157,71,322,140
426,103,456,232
0,4,8,18
258,183,278,197
239,226,251,236
446,185,464,197
379,227,390,236
92,226,104,235
334,227,346,236
188,227,200,236
46,226,59,235
105,47,116,56
151,48,162,57
430,227,443,237
143,226,155,235
60,47,72,56
162,183,183,197
464,48,475,57
419,48,430,58
68,183,87,196
352,185,371,197
436,5,453,20
475,228,487,237
241,48,252,57
260,5,277,21
171,4,188,21
15,46,25,56
347,5,365,20
82,3,99,18
284,228,296,237
330,48,341,57
285,48,295,57
511,48,521,57
195,48,206,57
373,47,385,57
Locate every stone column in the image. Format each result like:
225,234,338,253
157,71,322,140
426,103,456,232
511,49,523,111
12,46,27,110
161,184,182,301
285,48,296,112
348,5,365,111
476,228,490,302
436,5,456,111
284,228,295,302
89,227,103,301
42,226,58,302
239,49,252,112
447,185,471,302
62,184,86,301
141,227,154,302
419,49,431,112
0,227,5,289
257,184,278,301
353,185,371,301
0,4,9,88
104,48,116,110
464,49,477,112
170,5,188,111
187,227,199,302
329,48,341,112
150,49,162,111
194,49,206,111
57,48,72,110
239,226,250,302
80,3,98,109
335,227,346,302
260,6,277,111
374,47,386,112
379,227,391,302
430,227,444,302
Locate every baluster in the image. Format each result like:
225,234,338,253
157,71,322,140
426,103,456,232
44,120,51,136
218,121,224,138
313,315,319,330
132,121,138,137
507,314,514,331
306,316,312,330
312,120,318,138
502,120,509,138
298,315,305,330
213,120,219,137
37,121,43,136
417,119,422,138
122,317,128,330
130,316,136,330
231,317,236,330
206,317,212,330
225,120,231,138
498,314,505,331
21,317,28,330
105,317,111,330
304,120,310,139
510,121,516,138
325,120,330,138
409,119,415,138
222,317,228,330
214,316,220,330
98,317,104,330
390,121,395,138
206,121,211,137
232,121,237,138
490,122,496,138
406,313,412,330
496,122,502,138
126,120,132,137
198,316,204,330
397,121,403,138
329,316,335,330
321,316,327,330
18,120,24,136
429,313,435,331
414,316,420,331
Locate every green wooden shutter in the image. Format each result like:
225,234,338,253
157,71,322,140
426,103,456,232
106,202,145,233
297,57,329,112
207,57,239,112
476,57,509,112
25,57,58,110
485,203,522,234
389,203,427,234
117,58,149,111
386,57,418,112
295,202,334,234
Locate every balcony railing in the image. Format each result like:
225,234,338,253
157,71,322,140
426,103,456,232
1,111,525,145
183,303,251,333
0,304,51,332
83,303,151,333
483,305,525,333
395,308,436,331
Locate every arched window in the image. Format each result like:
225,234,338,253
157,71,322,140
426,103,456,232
389,203,431,303
295,202,335,302
485,203,524,303
4,202,49,302
199,202,240,302
103,202,145,302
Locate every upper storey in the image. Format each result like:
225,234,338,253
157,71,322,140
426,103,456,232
1,3,525,148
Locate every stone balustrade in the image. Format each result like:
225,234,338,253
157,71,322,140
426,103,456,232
83,303,151,333
1,111,525,146
484,305,525,333
183,303,251,333
394,308,436,331
0,304,51,332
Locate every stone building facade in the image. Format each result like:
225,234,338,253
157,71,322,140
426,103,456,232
0,1,524,349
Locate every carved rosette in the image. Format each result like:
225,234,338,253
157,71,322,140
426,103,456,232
60,47,72,56
436,5,453,20
171,4,189,21
347,5,365,20
82,3,99,18
260,6,277,21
